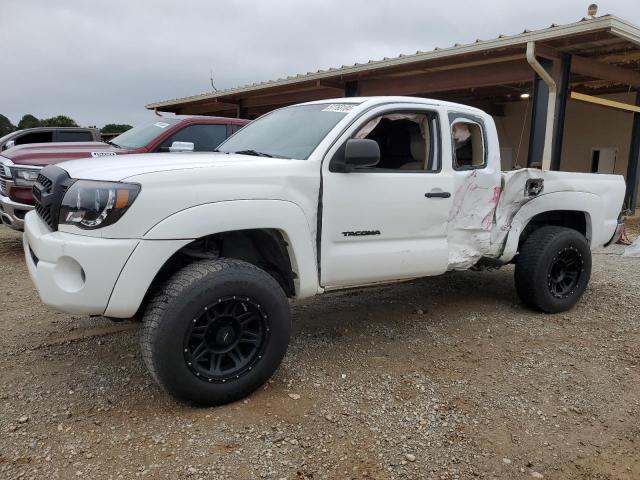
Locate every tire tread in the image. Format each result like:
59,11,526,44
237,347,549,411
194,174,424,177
515,226,590,313
140,258,277,396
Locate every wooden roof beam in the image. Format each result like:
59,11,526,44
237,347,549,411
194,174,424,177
519,42,640,88
177,99,239,115
317,79,344,89
358,60,534,96
571,54,640,88
241,87,339,109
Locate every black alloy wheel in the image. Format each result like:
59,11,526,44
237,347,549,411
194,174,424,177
547,247,584,299
141,258,291,406
184,296,269,383
515,226,592,313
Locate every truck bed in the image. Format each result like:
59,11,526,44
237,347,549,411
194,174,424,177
446,168,625,270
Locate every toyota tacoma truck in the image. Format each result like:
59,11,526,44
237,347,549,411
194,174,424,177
0,116,248,230
23,97,625,406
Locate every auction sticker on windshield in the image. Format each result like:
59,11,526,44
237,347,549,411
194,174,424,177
322,104,355,113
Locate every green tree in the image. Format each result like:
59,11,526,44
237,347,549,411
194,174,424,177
40,115,78,127
0,114,15,137
17,114,40,130
101,123,133,134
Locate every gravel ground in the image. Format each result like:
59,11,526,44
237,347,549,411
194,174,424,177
1,225,639,480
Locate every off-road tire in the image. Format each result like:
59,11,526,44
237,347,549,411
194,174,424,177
515,226,591,313
141,258,291,406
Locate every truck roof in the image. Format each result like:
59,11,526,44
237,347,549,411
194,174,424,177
299,96,486,115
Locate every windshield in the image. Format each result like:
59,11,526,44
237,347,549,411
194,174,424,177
218,103,354,159
110,118,181,150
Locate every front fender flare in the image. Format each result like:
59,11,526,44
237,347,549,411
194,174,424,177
105,200,319,318
145,200,319,297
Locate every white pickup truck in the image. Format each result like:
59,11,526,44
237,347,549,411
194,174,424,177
24,97,625,405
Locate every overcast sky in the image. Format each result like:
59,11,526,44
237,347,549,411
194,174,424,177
1,0,639,128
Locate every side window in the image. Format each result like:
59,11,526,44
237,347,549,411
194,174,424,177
351,112,439,172
451,119,485,169
15,131,53,145
157,124,227,152
57,131,92,142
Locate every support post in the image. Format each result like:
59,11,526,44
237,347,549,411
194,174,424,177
344,80,359,97
550,53,571,171
527,59,552,167
526,42,556,169
625,91,640,212
237,105,249,119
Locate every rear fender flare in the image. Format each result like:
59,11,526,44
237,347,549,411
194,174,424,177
498,192,598,263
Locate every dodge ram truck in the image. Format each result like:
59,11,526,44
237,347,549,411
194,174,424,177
0,116,248,230
23,97,626,406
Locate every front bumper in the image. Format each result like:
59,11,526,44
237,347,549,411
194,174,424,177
0,193,32,231
23,211,139,315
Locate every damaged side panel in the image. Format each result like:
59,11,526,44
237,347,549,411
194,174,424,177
446,169,579,271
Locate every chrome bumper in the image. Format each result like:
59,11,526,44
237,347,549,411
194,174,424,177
0,193,33,231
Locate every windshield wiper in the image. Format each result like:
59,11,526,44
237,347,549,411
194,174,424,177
107,141,122,148
233,149,273,158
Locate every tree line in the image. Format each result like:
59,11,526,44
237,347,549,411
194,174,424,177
0,113,132,137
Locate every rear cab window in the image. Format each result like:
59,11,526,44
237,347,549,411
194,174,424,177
56,131,93,142
449,113,487,170
15,131,53,145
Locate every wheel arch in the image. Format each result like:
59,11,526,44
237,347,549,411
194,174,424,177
499,192,600,263
105,200,319,318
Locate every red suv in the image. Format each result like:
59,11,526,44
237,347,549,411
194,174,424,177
0,116,248,230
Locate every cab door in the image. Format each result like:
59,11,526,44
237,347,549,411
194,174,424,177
320,106,453,288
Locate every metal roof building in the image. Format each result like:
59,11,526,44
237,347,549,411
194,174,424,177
147,14,640,210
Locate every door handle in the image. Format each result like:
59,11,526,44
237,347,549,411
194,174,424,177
425,191,451,198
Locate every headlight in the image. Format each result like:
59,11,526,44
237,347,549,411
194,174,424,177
59,180,140,230
13,168,40,186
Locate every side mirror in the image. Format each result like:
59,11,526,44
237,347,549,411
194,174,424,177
169,141,194,153
3,140,16,150
342,139,380,171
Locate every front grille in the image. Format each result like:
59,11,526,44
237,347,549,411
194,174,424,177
32,166,73,231
37,173,52,191
0,178,7,196
34,201,53,228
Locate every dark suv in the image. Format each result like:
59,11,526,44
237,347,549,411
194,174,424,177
0,116,249,230
0,127,101,151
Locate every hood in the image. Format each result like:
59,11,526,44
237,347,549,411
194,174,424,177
3,142,127,167
57,152,289,181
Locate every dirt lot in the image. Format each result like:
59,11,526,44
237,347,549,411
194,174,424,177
1,225,639,480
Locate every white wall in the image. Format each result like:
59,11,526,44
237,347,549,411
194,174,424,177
493,99,531,170
493,92,637,202
561,92,635,176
